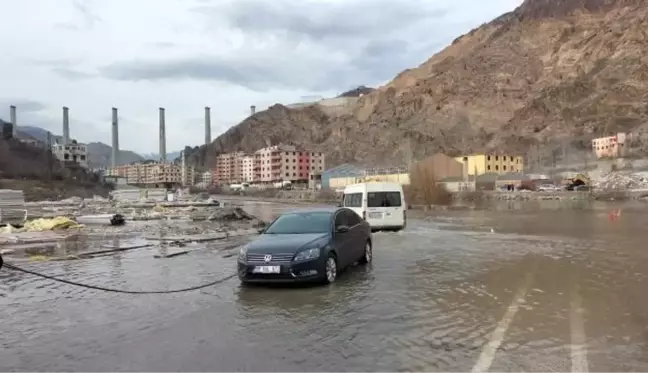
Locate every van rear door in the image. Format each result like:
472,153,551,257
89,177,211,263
366,191,404,228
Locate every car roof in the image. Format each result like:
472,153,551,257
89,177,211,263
281,206,342,215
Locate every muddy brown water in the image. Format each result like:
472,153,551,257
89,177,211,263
1,200,648,371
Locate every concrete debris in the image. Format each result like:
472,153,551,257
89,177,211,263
594,171,648,191
207,207,255,221
0,189,27,225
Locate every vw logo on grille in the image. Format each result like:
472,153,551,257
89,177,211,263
264,254,272,262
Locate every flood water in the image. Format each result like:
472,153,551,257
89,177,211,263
2,201,648,371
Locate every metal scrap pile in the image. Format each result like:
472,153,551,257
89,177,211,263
595,171,648,191
0,189,26,225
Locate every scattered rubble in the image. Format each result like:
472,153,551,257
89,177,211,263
594,171,648,191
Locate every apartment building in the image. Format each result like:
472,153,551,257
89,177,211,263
454,154,524,176
213,151,244,184
241,155,256,183
105,162,194,187
592,133,627,158
201,171,212,185
51,141,88,168
212,145,326,186
106,164,130,177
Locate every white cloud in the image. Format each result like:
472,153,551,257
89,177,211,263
0,0,521,154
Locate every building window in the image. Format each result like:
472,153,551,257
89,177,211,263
293,173,296,177
285,173,289,177
503,165,507,171
495,156,499,161
495,165,499,171
487,165,491,171
487,156,491,161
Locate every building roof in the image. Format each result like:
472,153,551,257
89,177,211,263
322,163,363,177
497,172,530,181
439,176,474,183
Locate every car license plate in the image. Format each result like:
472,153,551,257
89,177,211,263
368,212,383,219
253,266,280,274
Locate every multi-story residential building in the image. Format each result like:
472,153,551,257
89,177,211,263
106,165,130,177
106,162,190,187
201,171,212,185
256,145,284,183
51,140,88,168
592,133,627,158
182,166,196,186
241,155,256,183
454,154,524,177
213,151,244,184
212,145,326,186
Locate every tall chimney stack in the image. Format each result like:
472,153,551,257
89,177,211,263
250,105,256,115
159,107,166,163
204,106,211,145
9,105,16,138
62,106,70,145
111,108,119,168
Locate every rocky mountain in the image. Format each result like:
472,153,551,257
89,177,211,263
185,0,648,169
14,126,145,167
140,150,183,162
339,86,375,98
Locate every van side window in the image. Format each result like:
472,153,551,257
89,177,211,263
367,192,402,207
343,193,362,207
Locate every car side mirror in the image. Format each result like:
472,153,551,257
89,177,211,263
257,227,266,234
336,225,349,233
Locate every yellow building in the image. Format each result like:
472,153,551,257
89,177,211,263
454,154,524,176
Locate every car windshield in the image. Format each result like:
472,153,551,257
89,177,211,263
264,211,332,234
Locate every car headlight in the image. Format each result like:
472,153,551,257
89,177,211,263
293,247,321,261
238,246,248,261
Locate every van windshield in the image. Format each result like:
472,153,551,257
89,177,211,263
367,192,402,207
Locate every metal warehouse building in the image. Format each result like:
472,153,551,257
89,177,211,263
321,163,364,189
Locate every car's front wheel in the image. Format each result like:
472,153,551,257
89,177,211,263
359,241,372,265
324,254,337,284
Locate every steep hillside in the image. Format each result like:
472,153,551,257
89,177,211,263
187,0,648,168
15,126,144,167
85,142,144,168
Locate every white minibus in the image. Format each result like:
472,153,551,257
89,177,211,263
342,182,406,231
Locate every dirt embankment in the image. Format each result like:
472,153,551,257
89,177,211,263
0,179,112,202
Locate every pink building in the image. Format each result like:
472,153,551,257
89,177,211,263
213,145,325,186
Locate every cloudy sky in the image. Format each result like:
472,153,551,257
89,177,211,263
0,0,521,155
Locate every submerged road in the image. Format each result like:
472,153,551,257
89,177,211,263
2,201,648,371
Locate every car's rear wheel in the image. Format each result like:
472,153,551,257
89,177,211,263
359,241,372,265
324,254,337,284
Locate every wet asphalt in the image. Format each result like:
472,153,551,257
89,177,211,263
2,200,648,371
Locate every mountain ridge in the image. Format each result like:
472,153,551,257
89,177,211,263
12,125,146,167
176,0,648,169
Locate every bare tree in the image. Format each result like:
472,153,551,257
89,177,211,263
408,161,452,206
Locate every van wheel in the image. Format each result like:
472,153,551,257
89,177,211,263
359,241,372,265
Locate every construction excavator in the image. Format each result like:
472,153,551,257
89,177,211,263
564,173,591,191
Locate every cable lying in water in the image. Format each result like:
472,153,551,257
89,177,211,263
1,256,236,294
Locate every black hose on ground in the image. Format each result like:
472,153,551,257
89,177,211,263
0,253,236,294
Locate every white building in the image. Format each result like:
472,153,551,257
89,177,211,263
201,171,212,185
52,141,88,168
241,155,256,182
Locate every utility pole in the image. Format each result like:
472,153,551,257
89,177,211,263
47,131,53,180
